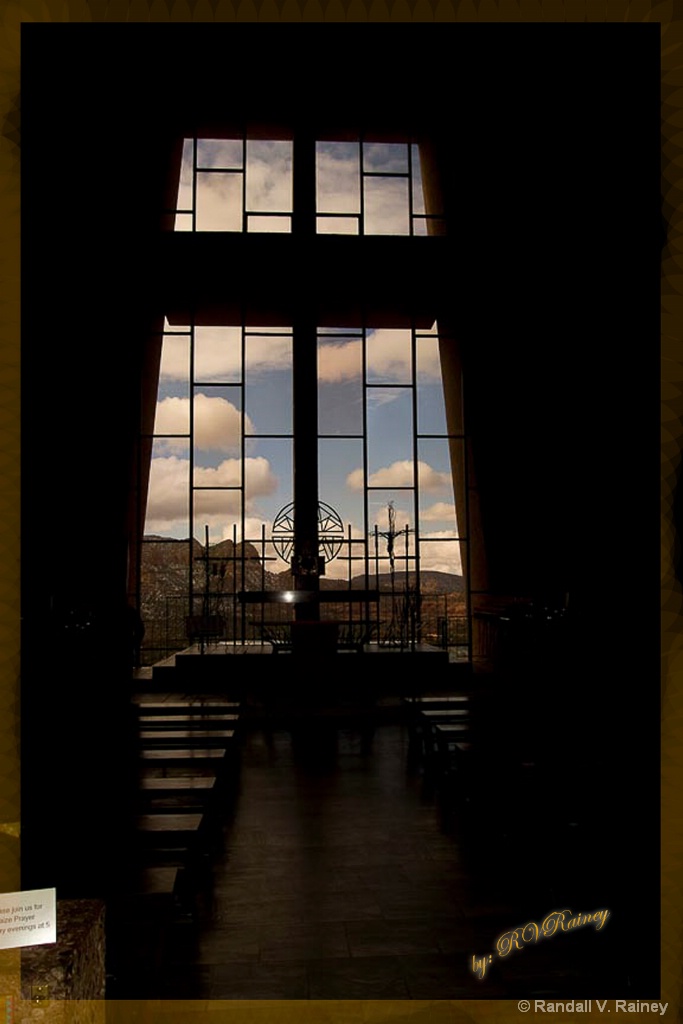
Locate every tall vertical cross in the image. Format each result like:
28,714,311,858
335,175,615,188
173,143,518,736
291,130,320,621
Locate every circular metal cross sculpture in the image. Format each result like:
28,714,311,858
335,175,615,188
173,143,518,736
272,501,345,568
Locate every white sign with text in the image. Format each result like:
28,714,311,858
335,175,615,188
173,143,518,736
0,888,56,948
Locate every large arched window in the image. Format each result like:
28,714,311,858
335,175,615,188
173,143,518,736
138,133,466,663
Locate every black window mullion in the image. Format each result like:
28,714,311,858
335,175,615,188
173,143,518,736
408,143,415,237
362,325,370,592
359,137,366,235
192,137,197,233
411,324,420,644
240,319,246,641
242,136,247,233
462,377,473,663
189,316,196,615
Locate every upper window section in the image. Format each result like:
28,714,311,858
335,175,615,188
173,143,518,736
172,136,443,236
174,137,293,233
316,141,444,236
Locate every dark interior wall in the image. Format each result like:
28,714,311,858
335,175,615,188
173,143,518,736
21,25,660,901
21,23,660,611
435,30,661,602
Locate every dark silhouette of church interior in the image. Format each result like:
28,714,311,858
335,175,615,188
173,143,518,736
20,24,660,1001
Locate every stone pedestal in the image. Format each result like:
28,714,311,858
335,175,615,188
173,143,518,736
20,900,105,1024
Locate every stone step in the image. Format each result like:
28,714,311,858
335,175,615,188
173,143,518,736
133,699,240,713
138,748,230,767
138,730,235,746
132,866,180,897
138,776,217,794
137,714,239,725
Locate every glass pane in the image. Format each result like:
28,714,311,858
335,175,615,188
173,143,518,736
319,537,366,587
159,331,190,388
411,144,426,215
260,538,291,580
196,171,242,231
246,325,293,334
155,333,190,435
368,491,416,563
316,216,359,235
196,138,243,170
245,332,292,436
366,387,413,476
195,326,242,383
176,139,194,212
193,487,243,545
318,333,363,435
419,556,467,653
153,393,190,438
246,140,293,213
192,466,242,565
193,386,243,461
366,328,412,384
246,438,292,534
364,177,410,235
247,215,292,233
416,334,448,435
316,141,361,213
318,438,364,549
139,538,191,662
418,537,463,577
174,213,193,232
368,491,414,536
145,439,190,537
363,142,409,174
417,438,460,536
318,327,363,336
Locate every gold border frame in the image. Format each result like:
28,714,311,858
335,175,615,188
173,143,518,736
2,3,678,1022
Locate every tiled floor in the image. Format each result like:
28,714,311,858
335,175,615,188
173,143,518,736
118,718,627,1000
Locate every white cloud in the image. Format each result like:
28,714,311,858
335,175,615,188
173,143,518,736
154,394,253,453
419,531,463,575
246,141,293,213
223,516,290,571
316,143,416,235
159,327,292,382
421,502,457,522
159,333,190,380
145,455,277,536
196,172,243,231
417,463,451,493
177,138,428,239
347,460,450,493
365,388,403,409
366,329,412,382
364,176,410,235
153,396,189,436
318,340,362,383
373,504,412,530
240,516,275,545
160,325,439,388
318,329,441,385
194,327,241,380
245,334,292,373
316,144,361,214
145,455,190,530
194,456,277,494
196,138,242,171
